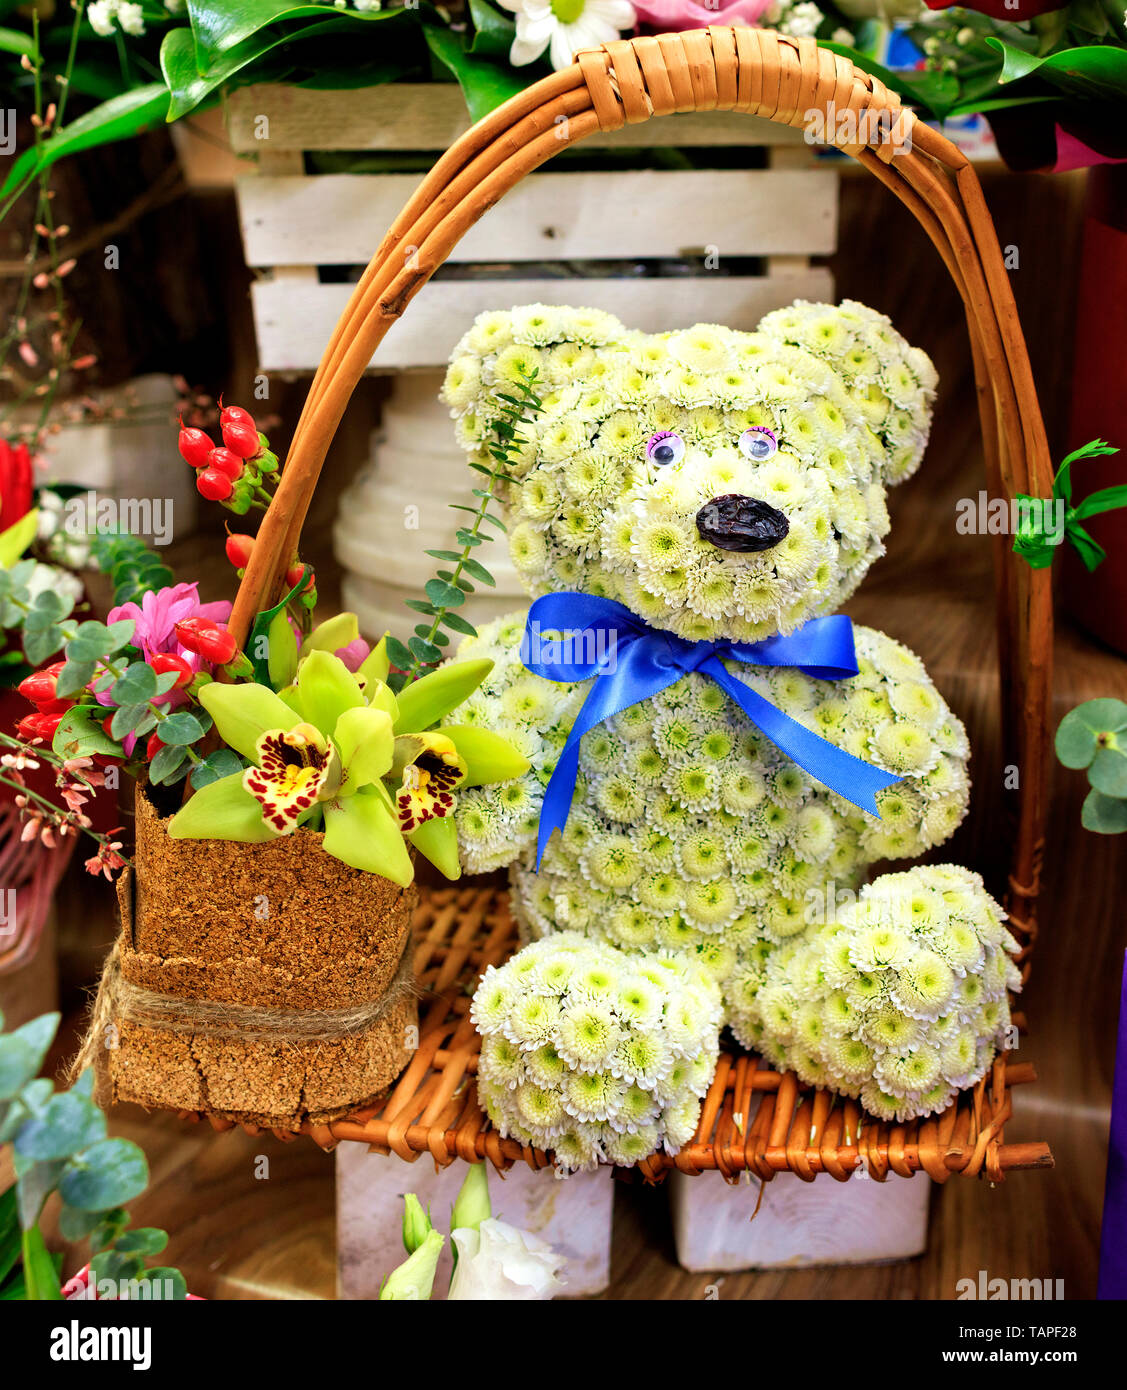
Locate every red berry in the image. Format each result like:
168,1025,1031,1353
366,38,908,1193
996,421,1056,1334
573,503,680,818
221,418,261,460
207,447,244,481
18,660,67,709
17,710,64,742
149,652,193,689
101,715,116,738
175,617,238,666
286,562,315,594
220,404,257,434
178,423,214,469
197,468,233,502
146,732,165,761
225,532,255,568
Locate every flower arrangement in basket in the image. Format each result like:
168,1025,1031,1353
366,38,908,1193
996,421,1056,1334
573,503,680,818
3,404,528,1130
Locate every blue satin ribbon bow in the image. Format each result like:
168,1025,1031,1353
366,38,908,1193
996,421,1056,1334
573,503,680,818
520,592,900,870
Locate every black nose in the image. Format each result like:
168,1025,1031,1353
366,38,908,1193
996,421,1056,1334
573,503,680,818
696,494,790,552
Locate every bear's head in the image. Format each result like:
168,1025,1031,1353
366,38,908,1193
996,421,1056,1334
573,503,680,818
442,301,936,643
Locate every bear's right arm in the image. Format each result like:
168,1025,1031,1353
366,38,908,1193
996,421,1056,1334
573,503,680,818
448,609,584,873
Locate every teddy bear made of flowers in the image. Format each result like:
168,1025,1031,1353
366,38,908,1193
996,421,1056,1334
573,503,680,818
440,300,1022,1172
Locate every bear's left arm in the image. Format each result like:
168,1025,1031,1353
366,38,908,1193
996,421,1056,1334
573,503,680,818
842,625,972,861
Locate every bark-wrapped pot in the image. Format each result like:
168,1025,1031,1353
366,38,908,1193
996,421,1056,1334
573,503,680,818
86,784,417,1130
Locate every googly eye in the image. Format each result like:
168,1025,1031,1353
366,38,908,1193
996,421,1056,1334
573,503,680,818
646,431,685,468
738,427,778,462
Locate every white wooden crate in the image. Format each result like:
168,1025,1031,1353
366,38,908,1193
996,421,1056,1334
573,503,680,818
227,84,836,372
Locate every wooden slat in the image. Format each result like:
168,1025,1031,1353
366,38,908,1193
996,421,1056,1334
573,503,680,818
249,268,836,371
236,167,837,267
227,83,811,153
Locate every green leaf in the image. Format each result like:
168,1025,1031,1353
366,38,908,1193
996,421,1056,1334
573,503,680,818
1074,484,1127,522
987,38,1127,102
54,660,97,700
112,662,158,706
113,1228,169,1257
156,711,205,746
1,86,170,199
65,618,135,664
459,556,495,587
137,1266,188,1301
168,771,279,843
1054,439,1118,506
246,568,313,686
22,625,64,668
58,1205,103,1243
323,786,412,885
20,1225,62,1301
58,1139,149,1212
1057,698,1127,769
0,510,39,568
14,1092,107,1162
0,26,35,59
423,23,527,124
0,1014,60,1101
395,659,493,733
440,612,478,638
467,0,515,63
425,578,465,609
385,636,414,672
408,636,443,666
190,748,244,790
111,703,155,741
1081,787,1127,834
52,707,121,761
1090,747,1127,798
149,743,189,784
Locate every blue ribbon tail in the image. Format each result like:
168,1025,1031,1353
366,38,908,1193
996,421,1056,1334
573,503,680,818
702,656,901,816
533,633,683,870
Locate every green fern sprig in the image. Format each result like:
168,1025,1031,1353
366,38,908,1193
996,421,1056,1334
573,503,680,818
388,369,542,687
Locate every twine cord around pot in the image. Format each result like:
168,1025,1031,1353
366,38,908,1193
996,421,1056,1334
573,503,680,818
69,940,416,1086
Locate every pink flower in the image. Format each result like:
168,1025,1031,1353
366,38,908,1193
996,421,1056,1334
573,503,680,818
632,0,774,31
107,582,231,664
334,638,371,673
101,583,232,754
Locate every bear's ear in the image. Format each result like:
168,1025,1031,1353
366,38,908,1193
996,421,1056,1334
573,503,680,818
440,303,629,427
756,299,938,486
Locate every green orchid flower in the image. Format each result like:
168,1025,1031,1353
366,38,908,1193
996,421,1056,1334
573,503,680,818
167,648,528,887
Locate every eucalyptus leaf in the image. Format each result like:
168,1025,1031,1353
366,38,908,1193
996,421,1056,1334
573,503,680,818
157,711,206,746
1082,787,1127,834
14,1092,107,1162
58,1139,149,1212
0,1013,59,1101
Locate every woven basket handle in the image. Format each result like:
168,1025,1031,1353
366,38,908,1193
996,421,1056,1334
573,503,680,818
227,26,1053,933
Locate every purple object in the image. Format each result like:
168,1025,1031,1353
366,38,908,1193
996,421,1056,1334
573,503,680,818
1098,951,1127,1299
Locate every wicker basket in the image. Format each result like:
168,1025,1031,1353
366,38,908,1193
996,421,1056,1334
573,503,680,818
192,28,1053,1181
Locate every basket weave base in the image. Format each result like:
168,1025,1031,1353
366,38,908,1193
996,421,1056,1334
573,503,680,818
194,887,1053,1178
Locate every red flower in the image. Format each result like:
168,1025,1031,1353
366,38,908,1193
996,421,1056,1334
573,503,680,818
923,0,1066,16
0,438,34,528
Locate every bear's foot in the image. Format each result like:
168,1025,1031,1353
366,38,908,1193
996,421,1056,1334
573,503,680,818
751,864,1022,1122
471,933,722,1172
